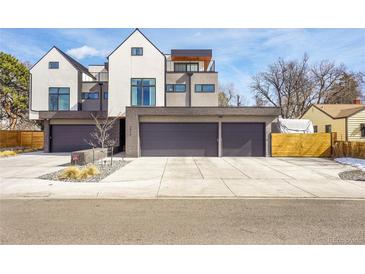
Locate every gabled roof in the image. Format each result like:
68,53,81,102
107,28,165,58
312,104,365,119
30,46,96,80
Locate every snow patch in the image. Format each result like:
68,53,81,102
335,158,365,171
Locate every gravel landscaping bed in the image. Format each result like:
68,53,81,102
339,170,365,181
39,160,129,182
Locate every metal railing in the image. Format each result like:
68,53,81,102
166,60,215,72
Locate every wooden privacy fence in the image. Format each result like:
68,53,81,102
333,141,365,159
271,133,332,157
0,130,44,149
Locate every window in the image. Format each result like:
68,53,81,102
174,63,199,72
104,92,108,99
49,87,70,111
195,84,215,93
325,125,332,133
361,123,365,137
49,62,59,69
313,125,318,133
81,92,99,100
131,47,143,56
166,84,186,93
131,78,156,106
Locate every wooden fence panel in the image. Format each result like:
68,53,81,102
30,132,44,149
271,133,332,157
0,130,44,149
333,141,365,159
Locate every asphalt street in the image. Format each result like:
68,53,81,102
1,199,364,244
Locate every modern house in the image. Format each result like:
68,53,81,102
301,103,365,142
29,28,280,157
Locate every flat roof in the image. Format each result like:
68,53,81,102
171,49,212,57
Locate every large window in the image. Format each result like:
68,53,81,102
49,87,70,111
166,84,186,93
174,63,199,72
195,84,215,93
313,125,318,133
131,78,156,106
49,62,59,69
131,47,143,56
81,92,99,100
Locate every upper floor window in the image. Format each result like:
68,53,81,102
166,84,186,93
174,63,199,72
49,61,59,69
49,87,70,111
325,125,332,133
195,84,215,93
131,78,156,106
104,92,108,99
81,92,99,100
131,47,143,56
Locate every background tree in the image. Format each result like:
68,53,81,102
0,52,30,129
251,54,364,118
218,83,236,106
218,83,247,107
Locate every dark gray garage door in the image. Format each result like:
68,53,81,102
140,123,218,156
51,125,95,152
222,123,265,156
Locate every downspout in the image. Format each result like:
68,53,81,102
99,82,103,111
187,72,193,107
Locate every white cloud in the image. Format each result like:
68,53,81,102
66,45,107,60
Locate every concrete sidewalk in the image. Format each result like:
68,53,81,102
1,176,365,200
1,154,365,199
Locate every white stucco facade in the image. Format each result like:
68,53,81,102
108,30,165,116
30,47,79,117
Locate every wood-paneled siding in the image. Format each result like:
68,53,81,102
347,109,365,142
0,130,44,149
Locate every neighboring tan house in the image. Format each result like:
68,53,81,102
29,28,280,157
301,104,365,142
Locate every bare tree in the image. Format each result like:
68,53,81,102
218,83,248,107
84,112,120,148
251,54,364,118
322,72,363,104
251,55,311,118
218,83,236,106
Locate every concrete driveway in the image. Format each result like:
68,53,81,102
1,153,365,199
101,157,365,198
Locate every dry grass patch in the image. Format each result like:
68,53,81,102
0,150,17,157
58,164,100,181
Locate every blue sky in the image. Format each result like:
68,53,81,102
1,28,364,101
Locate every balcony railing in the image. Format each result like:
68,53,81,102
94,72,109,82
166,60,216,72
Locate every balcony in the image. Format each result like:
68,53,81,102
83,71,109,82
166,60,216,72
93,72,109,82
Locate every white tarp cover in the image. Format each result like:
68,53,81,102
278,118,314,133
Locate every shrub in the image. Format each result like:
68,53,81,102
58,166,82,180
58,165,100,180
84,165,100,176
0,150,17,157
